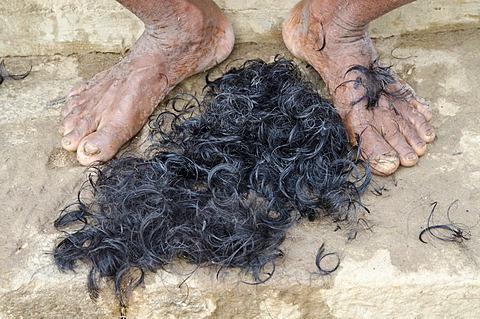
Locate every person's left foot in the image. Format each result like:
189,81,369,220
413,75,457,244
282,0,435,175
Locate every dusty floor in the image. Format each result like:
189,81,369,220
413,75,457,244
1,28,479,318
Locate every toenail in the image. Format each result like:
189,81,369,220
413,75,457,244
58,127,65,136
62,137,71,146
377,154,397,163
83,143,101,156
406,153,418,161
417,142,427,150
426,129,435,137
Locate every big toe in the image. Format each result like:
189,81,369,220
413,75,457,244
76,130,127,166
359,130,400,176
61,117,96,152
368,151,400,176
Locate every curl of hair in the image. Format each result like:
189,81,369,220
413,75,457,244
0,60,30,85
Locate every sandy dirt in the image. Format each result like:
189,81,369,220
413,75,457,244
0,28,479,318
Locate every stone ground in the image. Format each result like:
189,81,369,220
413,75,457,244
1,28,479,318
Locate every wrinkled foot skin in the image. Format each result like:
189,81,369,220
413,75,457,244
60,0,234,165
283,0,435,175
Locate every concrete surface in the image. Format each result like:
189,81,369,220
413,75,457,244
1,1,480,318
1,0,479,56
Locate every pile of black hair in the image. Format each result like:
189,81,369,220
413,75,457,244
53,58,370,306
0,59,30,85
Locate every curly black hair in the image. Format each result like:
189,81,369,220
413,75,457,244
53,58,370,306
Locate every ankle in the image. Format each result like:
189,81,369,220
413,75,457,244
329,14,369,42
143,4,206,40
305,0,369,43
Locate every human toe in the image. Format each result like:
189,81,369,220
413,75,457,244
399,149,419,167
418,124,435,143
61,114,97,152
76,129,128,166
411,95,433,121
395,118,429,160
369,151,400,176
402,102,435,143
359,129,400,176
385,132,419,167
67,82,89,98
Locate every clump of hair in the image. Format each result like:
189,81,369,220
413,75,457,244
53,58,370,306
338,59,405,109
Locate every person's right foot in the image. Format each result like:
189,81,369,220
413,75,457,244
60,0,235,165
283,0,435,175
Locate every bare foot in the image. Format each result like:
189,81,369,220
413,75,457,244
61,1,234,165
283,0,435,175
